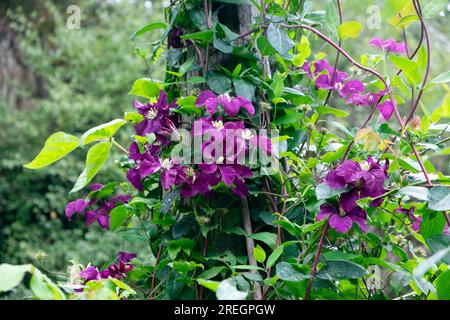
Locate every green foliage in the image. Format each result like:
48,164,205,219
3,0,450,302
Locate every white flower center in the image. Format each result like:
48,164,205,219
160,158,173,170
242,129,254,140
219,93,231,103
212,120,224,130
185,167,196,181
216,156,224,164
334,82,344,91
146,107,158,120
360,161,370,171
339,207,346,217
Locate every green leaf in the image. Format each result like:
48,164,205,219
422,0,448,18
161,189,180,214
381,0,410,20
130,22,166,40
0,264,32,293
390,56,421,86
430,92,450,122
216,279,248,300
233,79,255,101
426,235,450,264
398,186,430,202
420,211,447,240
437,270,450,300
197,279,220,292
272,72,285,98
317,260,368,280
205,71,231,94
110,205,129,231
30,269,65,300
324,0,339,39
80,119,127,145
316,182,346,200
267,23,294,55
256,36,277,56
276,262,310,282
198,266,226,280
180,30,214,42
428,186,450,211
338,21,362,40
71,142,111,193
430,71,450,84
129,78,161,99
253,245,266,263
24,132,80,169
249,232,277,247
266,245,284,268
316,105,349,118
124,112,144,124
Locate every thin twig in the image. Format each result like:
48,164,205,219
304,222,330,300
241,198,263,300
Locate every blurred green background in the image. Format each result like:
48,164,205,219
0,0,448,298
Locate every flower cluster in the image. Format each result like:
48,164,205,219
79,252,136,283
126,90,270,198
317,157,390,233
302,57,395,121
65,183,130,229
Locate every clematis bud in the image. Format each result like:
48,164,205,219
260,102,272,111
410,115,420,129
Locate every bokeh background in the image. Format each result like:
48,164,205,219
0,0,448,298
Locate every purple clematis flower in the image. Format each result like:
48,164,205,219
65,199,89,219
80,266,100,281
317,203,367,233
140,156,185,190
118,252,137,263
180,168,214,197
64,184,130,230
198,163,253,197
79,252,136,285
195,91,255,116
85,194,131,229
326,157,389,210
126,142,161,191
100,261,135,280
133,90,177,139
339,79,365,98
369,37,407,55
314,69,349,90
346,89,395,121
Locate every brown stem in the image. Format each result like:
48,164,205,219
404,0,430,126
199,236,208,300
304,222,329,300
241,198,263,300
149,244,163,299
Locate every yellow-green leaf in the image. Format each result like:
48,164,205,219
71,142,111,193
24,132,80,169
338,21,362,40
129,78,161,99
80,119,127,145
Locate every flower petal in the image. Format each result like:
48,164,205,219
329,214,353,233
